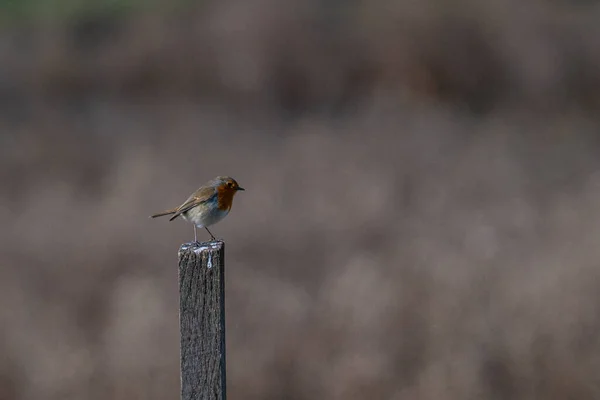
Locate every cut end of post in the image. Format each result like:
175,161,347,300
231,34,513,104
179,240,224,257
179,240,224,270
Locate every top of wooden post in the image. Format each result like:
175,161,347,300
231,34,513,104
179,240,224,257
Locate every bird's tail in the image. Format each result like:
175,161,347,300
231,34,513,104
150,209,177,219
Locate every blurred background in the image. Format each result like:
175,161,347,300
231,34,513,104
2,0,600,399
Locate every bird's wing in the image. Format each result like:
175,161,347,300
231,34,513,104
169,186,216,221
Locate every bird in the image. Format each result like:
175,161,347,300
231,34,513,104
150,176,244,242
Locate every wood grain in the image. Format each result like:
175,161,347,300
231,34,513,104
178,241,226,400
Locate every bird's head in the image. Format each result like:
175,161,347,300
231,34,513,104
214,176,244,193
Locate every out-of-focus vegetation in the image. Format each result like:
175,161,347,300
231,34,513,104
0,0,163,22
2,1,600,399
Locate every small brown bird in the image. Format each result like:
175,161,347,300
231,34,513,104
150,176,244,242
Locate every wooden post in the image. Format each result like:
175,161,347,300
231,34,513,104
178,240,226,400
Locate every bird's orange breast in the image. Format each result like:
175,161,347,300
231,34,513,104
216,186,236,211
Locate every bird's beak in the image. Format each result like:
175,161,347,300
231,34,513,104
237,187,245,191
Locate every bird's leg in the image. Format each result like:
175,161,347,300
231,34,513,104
205,227,216,241
194,225,198,243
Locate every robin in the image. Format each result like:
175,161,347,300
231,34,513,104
150,176,245,242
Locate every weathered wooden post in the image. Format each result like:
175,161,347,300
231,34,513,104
178,240,226,400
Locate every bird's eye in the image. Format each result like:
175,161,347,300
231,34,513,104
227,182,234,188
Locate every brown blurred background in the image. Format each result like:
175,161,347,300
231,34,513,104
2,0,600,399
